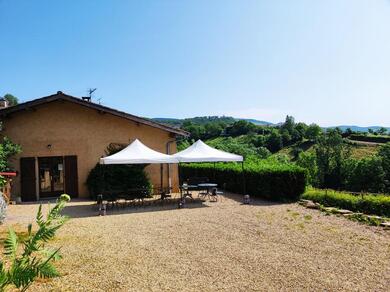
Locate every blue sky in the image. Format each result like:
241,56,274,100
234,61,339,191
1,0,390,126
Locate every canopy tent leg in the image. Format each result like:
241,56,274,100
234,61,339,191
242,161,246,195
160,164,164,191
178,162,182,200
213,162,216,181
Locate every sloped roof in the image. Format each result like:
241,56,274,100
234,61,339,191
0,91,188,136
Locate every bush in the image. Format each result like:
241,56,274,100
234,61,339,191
349,134,390,144
86,163,152,199
302,188,390,217
344,156,385,193
180,160,306,201
0,195,69,290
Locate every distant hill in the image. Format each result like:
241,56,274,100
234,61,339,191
238,118,274,126
152,118,183,127
153,116,236,127
152,116,273,127
152,117,389,133
327,125,390,132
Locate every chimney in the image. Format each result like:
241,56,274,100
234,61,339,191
0,98,9,109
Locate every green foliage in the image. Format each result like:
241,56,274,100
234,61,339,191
349,134,390,144
306,124,323,141
3,94,19,106
296,151,318,186
0,137,22,172
86,163,152,198
344,156,385,193
206,137,260,159
266,130,283,152
87,142,152,198
181,159,306,201
314,129,351,189
0,195,69,291
225,120,257,137
302,188,390,217
347,213,385,226
378,143,390,190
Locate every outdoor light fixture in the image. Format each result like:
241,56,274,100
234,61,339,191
47,144,52,149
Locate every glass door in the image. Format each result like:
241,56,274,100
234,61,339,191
38,157,64,198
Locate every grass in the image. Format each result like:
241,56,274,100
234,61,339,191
277,140,378,160
302,188,390,217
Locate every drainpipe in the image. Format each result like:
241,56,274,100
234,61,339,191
166,139,176,192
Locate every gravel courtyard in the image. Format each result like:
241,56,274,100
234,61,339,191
2,193,389,291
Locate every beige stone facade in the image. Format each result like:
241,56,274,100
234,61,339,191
0,93,184,200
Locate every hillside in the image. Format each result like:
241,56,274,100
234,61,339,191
153,116,390,133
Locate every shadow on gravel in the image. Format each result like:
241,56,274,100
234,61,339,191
222,191,294,206
62,198,209,219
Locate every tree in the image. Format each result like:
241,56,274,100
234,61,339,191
204,122,224,139
0,137,22,172
305,124,322,141
281,115,295,133
378,143,390,192
3,94,18,106
295,122,308,138
281,129,292,146
315,129,351,189
377,127,388,135
182,122,206,141
296,151,318,186
345,157,385,193
343,128,354,138
225,120,257,137
266,131,283,152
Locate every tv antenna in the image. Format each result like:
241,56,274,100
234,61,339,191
88,88,97,98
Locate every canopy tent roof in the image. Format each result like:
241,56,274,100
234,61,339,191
100,139,179,164
173,140,243,163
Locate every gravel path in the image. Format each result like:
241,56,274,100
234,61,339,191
1,193,389,291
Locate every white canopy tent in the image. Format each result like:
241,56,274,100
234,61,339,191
100,139,178,192
173,140,243,162
173,140,246,195
100,139,178,165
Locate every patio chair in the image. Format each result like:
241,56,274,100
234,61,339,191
210,187,223,202
180,184,193,200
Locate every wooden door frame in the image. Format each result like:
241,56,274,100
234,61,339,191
37,156,65,198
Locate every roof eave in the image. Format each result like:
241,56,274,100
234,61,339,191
0,92,189,137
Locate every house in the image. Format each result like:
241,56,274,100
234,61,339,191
0,91,187,201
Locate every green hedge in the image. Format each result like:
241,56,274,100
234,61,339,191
180,161,306,201
86,163,152,199
302,188,390,217
349,134,390,144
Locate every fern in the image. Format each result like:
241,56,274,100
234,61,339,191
4,228,18,259
0,194,70,291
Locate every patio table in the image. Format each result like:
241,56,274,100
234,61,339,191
180,184,198,199
197,183,218,197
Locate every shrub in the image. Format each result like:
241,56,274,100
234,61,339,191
349,134,390,144
344,156,385,193
301,188,390,217
180,160,306,201
0,195,69,291
86,163,152,199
